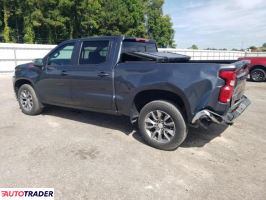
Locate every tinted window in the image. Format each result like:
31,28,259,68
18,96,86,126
122,42,157,53
79,41,109,65
48,43,75,66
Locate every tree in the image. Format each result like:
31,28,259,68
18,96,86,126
145,0,175,47
262,43,266,48
190,44,198,50
96,0,147,37
0,0,175,45
0,2,3,40
248,46,257,52
23,17,35,43
3,0,11,42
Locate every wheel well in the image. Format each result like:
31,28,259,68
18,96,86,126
250,65,266,72
133,90,187,121
14,79,32,96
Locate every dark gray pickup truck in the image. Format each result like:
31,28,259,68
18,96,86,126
13,36,251,150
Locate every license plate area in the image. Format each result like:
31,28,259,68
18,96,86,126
231,79,246,105
235,101,248,115
226,96,251,122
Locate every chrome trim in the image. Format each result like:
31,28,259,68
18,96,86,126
192,109,223,124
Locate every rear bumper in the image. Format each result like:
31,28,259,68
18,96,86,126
192,95,251,125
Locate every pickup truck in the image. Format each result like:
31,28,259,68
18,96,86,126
238,57,266,82
13,36,251,150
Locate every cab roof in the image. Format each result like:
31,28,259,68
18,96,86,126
59,36,156,44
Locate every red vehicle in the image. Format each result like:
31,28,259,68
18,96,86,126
238,57,266,82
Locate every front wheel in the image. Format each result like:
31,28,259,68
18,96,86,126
250,68,266,82
138,100,187,151
17,84,43,115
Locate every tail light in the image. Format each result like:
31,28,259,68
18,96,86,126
219,70,236,103
135,38,149,43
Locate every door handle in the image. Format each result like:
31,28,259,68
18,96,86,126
61,70,68,76
98,72,110,77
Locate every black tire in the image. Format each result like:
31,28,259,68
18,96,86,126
138,100,187,151
17,84,43,115
250,68,266,82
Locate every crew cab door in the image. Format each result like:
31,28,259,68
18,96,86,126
36,41,77,105
67,39,114,110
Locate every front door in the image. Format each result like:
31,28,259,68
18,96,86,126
36,42,76,105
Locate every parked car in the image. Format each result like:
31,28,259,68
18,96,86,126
13,36,251,150
238,57,266,82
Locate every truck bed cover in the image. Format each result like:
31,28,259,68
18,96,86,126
125,52,191,63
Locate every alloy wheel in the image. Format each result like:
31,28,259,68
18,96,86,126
251,69,265,82
19,89,33,112
144,110,176,143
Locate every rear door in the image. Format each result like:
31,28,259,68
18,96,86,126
67,39,114,110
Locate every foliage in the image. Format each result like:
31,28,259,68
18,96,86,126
248,43,266,52
145,0,175,47
2,0,11,42
190,44,198,50
0,0,175,47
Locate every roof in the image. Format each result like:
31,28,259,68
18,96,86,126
59,36,155,44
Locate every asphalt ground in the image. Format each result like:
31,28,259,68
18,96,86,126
0,74,265,200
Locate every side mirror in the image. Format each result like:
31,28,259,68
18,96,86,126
33,58,44,67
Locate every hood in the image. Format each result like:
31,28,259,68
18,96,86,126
15,62,34,70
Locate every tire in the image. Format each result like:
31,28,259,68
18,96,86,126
17,84,43,115
138,100,187,151
250,68,266,82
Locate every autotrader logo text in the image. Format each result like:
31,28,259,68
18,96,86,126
0,188,54,200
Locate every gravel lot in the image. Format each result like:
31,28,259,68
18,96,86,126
0,74,265,200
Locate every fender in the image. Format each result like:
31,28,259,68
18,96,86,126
128,82,192,123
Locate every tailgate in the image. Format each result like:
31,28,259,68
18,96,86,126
223,60,250,105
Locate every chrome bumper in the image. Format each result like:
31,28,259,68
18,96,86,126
192,96,251,125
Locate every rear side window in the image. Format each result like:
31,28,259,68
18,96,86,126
120,41,157,62
122,42,157,53
79,41,110,65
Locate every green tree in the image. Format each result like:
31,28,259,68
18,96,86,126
145,0,175,47
0,0,175,45
97,0,146,37
0,2,3,40
23,17,35,43
3,0,11,42
262,43,266,48
190,44,198,50
249,46,257,52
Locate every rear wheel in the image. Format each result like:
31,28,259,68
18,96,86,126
18,84,43,115
138,100,187,151
250,68,266,82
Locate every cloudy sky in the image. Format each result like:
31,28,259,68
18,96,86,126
163,0,266,49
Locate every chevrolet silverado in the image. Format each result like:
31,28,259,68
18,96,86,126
13,36,251,150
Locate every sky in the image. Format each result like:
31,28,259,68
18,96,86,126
163,0,266,49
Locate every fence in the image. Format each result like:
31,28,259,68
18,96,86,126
1,43,266,72
158,48,246,60
0,43,56,72
159,48,266,60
